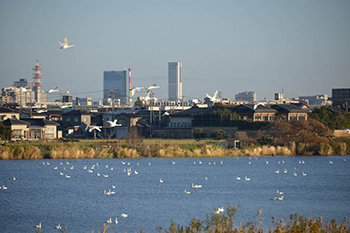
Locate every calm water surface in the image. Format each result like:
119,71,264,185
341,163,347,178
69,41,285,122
1,156,350,232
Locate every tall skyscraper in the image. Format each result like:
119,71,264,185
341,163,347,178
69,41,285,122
168,62,182,101
103,70,128,106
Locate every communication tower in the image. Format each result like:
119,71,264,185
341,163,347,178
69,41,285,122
32,59,42,88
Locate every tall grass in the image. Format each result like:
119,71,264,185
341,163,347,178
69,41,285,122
92,204,350,233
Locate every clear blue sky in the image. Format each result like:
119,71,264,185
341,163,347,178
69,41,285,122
0,0,349,102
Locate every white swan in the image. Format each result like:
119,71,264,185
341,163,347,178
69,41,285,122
278,196,284,201
192,183,202,189
184,189,191,194
160,179,164,183
97,173,100,176
115,217,118,224
65,174,71,179
302,172,307,176
107,218,112,224
236,177,241,180
245,176,250,181
55,223,62,230
35,222,42,229
218,207,224,212
275,169,280,174
13,176,16,180
103,175,109,178
112,185,116,189
134,170,138,175
121,214,128,218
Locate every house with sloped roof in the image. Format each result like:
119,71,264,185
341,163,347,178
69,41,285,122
2,118,60,140
271,104,308,121
233,104,277,122
0,107,20,121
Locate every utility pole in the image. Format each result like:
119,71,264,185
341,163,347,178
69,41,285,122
112,89,115,121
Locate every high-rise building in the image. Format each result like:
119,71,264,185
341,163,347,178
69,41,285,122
168,62,182,101
103,70,128,106
332,88,350,108
14,78,33,89
235,91,256,102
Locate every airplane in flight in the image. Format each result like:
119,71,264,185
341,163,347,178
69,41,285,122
206,90,219,102
58,37,75,50
47,86,59,93
130,86,144,96
146,84,160,91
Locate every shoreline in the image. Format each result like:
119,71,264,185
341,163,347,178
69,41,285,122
1,139,349,160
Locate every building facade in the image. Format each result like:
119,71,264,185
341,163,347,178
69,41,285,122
103,70,128,106
168,62,182,101
235,91,256,102
332,88,350,109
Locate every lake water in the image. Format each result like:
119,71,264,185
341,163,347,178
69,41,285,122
1,156,350,232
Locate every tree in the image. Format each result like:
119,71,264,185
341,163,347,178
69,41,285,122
193,128,206,141
134,100,144,107
211,129,226,140
257,135,275,145
0,123,12,141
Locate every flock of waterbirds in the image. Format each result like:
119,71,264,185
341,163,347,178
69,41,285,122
1,156,347,231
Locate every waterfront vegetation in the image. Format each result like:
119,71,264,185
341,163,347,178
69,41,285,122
1,108,350,159
89,204,350,233
0,135,349,160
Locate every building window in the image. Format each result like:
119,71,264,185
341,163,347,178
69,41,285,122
298,115,306,121
46,128,54,138
13,130,21,138
263,116,268,121
254,115,261,121
83,117,87,122
74,117,78,122
290,116,297,121
67,117,70,122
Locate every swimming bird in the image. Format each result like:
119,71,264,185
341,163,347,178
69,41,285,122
266,161,269,164
112,185,116,189
218,207,224,213
329,161,333,165
103,174,109,178
13,176,16,181
107,218,112,224
65,174,71,179
55,223,62,230
172,161,176,165
134,170,138,175
294,172,297,176
278,196,285,201
35,222,42,229
54,166,58,170
192,183,202,189
115,217,118,224
160,179,164,183
184,189,191,195
245,176,251,181
121,214,128,218
2,185,8,190
236,177,241,180
97,173,100,176
275,169,280,174
59,172,64,176
302,172,307,176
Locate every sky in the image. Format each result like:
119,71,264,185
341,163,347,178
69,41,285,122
0,0,349,102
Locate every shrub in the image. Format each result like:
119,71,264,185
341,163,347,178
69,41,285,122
210,129,226,140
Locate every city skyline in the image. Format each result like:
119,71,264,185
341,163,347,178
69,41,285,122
0,1,349,102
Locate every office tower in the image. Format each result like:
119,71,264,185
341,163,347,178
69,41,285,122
235,91,257,102
168,62,182,101
332,88,350,108
103,70,128,106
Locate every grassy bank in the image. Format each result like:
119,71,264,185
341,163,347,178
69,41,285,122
89,204,350,233
1,138,350,160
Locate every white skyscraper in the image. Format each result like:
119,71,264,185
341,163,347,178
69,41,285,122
168,62,182,101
